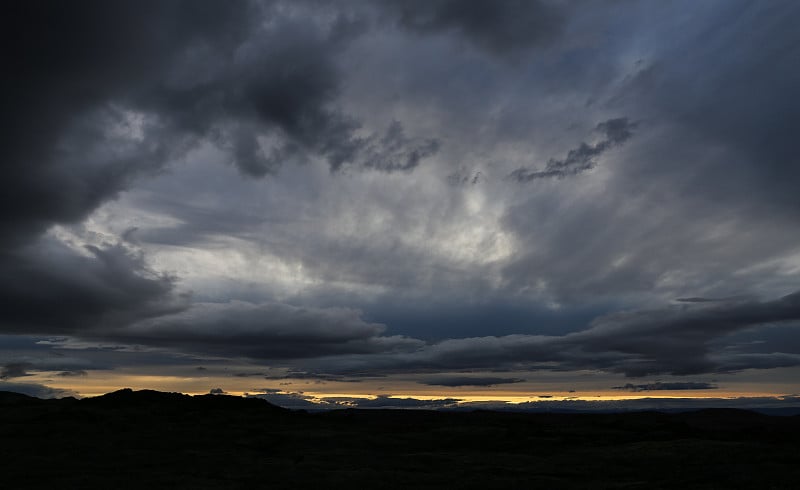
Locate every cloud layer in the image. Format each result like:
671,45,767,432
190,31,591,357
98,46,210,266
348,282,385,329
1,1,799,397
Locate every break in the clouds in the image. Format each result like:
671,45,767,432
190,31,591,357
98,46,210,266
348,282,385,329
2,1,800,402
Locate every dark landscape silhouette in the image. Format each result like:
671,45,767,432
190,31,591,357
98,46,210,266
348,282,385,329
2,389,799,489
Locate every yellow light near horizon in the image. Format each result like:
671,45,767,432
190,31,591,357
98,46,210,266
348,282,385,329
26,370,794,404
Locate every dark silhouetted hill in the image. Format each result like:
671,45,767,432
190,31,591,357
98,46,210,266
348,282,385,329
1,389,799,489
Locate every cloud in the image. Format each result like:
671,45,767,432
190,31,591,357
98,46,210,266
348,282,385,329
360,121,440,173
109,300,423,360
0,238,185,336
509,118,637,182
0,363,32,380
1,1,800,397
2,1,253,248
418,375,525,387
300,290,800,378
626,1,800,214
383,0,565,56
1,1,445,347
613,382,718,392
571,290,800,376
263,370,375,383
56,370,88,377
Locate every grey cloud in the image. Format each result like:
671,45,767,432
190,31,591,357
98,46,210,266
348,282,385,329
2,0,800,397
0,363,33,380
572,290,800,376
57,370,88,377
110,300,423,360
1,1,445,345
509,118,636,182
446,168,483,186
710,352,800,372
1,0,443,332
419,375,524,387
0,238,185,336
360,121,440,173
264,370,374,383
626,1,800,214
302,291,800,378
613,382,718,392
383,0,564,56
1,0,253,247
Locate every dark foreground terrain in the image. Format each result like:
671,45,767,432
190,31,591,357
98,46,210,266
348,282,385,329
1,390,799,489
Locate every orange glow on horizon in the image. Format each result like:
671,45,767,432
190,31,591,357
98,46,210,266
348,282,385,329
24,370,797,405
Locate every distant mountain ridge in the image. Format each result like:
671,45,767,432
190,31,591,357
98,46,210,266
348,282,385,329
1,388,800,489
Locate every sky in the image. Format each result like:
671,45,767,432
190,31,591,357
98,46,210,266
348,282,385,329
2,0,800,409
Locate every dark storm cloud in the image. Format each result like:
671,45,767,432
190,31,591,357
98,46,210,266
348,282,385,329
494,4,799,308
382,0,564,56
626,1,800,213
3,0,438,213
264,370,374,383
299,290,800,378
0,239,185,336
2,0,800,390
1,0,252,246
613,382,718,392
419,376,524,387
0,363,32,380
509,118,637,182
110,301,423,360
1,0,442,341
572,290,800,376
